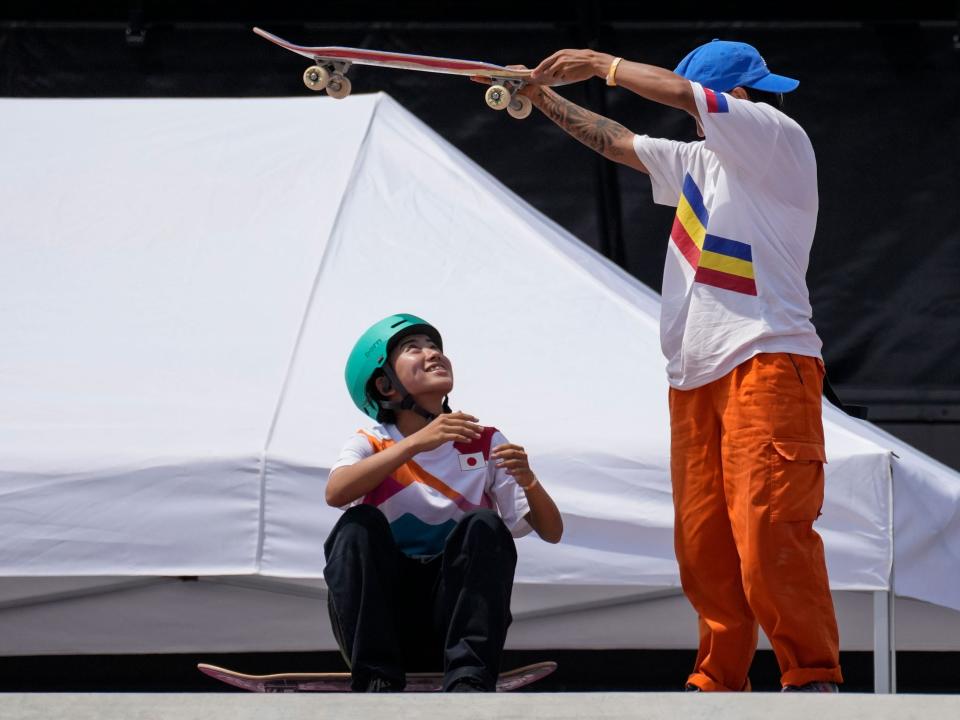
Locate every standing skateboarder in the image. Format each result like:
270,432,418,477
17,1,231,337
495,40,842,692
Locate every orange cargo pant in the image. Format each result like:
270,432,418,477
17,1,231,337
669,353,842,691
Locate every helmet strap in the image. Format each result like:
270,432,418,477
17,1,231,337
378,365,447,422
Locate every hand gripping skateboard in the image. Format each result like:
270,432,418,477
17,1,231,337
198,660,557,692
253,27,536,119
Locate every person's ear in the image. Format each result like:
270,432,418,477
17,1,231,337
730,86,750,101
375,375,393,397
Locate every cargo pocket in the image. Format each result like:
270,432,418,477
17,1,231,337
768,440,826,522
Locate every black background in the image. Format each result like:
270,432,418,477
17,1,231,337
4,3,957,395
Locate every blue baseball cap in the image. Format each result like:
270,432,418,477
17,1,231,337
674,39,799,93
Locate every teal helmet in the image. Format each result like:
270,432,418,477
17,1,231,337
345,314,444,421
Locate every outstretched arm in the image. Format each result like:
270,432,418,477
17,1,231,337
525,85,649,173
531,49,698,120
517,49,701,170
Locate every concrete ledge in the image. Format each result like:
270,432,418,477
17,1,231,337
3,692,959,720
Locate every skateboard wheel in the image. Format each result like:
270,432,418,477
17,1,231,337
485,84,511,111
303,65,330,91
326,74,352,100
507,94,532,120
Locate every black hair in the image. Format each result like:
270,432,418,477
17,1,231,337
367,331,413,424
366,332,410,424
745,87,785,110
367,371,397,424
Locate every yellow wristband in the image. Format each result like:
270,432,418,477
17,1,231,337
606,56,623,86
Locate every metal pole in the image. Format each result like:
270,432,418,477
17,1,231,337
873,454,897,693
872,589,891,693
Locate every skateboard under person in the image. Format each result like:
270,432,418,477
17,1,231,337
484,40,843,692
324,313,563,692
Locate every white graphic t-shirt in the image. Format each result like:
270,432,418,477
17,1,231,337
633,80,823,389
331,424,531,556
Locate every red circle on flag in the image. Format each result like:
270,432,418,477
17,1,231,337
467,457,477,467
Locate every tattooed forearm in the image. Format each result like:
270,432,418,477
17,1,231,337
533,87,633,160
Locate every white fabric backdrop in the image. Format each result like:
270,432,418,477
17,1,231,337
1,94,956,611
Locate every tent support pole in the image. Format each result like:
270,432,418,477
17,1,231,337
874,453,897,695
871,453,898,694
872,589,896,693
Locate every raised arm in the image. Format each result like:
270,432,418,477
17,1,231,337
531,49,697,119
524,85,649,173
517,49,701,172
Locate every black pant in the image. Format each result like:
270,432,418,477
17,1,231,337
323,504,517,691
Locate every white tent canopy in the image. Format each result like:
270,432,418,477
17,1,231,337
1,95,958,675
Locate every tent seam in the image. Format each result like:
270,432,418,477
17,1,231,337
253,94,383,573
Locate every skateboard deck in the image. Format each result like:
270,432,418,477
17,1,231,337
198,660,557,692
252,27,538,118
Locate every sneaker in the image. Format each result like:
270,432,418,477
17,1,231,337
364,676,402,692
447,676,488,692
782,681,839,693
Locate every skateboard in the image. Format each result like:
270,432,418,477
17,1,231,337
253,27,537,119
198,660,557,692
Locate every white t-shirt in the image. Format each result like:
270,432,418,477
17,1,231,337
633,81,822,389
331,424,531,556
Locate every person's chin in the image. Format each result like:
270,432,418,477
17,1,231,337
417,378,454,396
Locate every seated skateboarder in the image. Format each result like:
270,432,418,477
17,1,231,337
324,313,563,692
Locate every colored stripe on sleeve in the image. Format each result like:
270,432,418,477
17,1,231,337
676,196,707,250
671,174,709,270
671,216,702,267
704,88,729,113
680,175,709,226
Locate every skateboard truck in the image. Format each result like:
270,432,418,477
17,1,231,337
485,80,533,119
303,60,353,100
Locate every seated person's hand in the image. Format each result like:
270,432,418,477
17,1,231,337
491,443,537,489
410,412,482,453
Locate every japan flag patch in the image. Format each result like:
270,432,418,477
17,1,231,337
458,452,486,471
